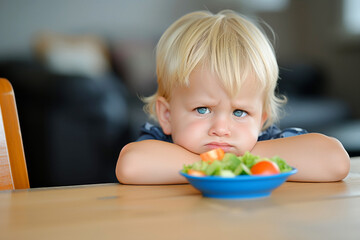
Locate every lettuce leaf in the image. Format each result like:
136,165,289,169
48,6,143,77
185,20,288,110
182,151,292,176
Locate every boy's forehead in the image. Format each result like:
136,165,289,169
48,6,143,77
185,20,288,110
170,65,265,102
186,65,263,94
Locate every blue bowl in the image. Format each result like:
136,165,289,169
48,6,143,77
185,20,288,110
180,168,297,199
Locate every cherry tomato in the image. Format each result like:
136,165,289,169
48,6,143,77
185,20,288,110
250,160,280,175
187,169,206,177
200,148,225,164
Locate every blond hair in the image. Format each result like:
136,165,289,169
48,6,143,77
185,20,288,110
143,10,285,129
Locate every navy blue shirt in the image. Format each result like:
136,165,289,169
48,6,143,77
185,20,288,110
137,122,308,142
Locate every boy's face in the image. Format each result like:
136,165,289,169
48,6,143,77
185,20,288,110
157,66,267,156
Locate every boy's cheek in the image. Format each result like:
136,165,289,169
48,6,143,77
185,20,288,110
181,120,209,136
172,121,208,145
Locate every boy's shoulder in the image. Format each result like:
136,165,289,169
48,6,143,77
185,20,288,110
136,122,173,142
258,125,308,141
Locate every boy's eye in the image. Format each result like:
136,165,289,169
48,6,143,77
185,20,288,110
196,107,211,114
233,109,247,118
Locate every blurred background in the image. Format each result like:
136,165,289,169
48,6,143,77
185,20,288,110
0,0,359,187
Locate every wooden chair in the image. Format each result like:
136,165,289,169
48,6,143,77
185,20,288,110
0,78,29,190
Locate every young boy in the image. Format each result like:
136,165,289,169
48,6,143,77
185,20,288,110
116,10,350,184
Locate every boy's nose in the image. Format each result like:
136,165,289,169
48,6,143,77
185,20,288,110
209,117,231,137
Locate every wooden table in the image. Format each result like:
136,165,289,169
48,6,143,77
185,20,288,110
1,158,360,240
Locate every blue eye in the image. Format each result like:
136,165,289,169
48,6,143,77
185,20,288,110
196,107,210,114
233,109,247,118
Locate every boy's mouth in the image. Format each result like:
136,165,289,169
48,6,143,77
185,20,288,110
205,142,233,152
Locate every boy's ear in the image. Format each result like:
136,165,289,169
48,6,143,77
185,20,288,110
156,97,172,135
261,112,268,127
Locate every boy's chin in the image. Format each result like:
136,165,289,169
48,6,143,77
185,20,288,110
193,147,244,156
180,144,250,157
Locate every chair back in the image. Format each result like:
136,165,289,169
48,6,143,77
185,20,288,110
0,78,29,190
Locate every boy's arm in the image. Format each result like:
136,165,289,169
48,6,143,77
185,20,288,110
116,133,350,184
251,133,350,182
116,140,199,184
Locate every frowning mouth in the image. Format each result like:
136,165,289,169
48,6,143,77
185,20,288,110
205,142,233,151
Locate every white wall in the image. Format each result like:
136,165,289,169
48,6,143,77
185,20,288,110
2,0,287,59
1,0,360,116
0,0,210,59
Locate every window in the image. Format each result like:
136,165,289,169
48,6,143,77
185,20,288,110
343,0,360,34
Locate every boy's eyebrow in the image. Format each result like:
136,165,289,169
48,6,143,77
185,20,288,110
231,99,260,111
186,98,219,107
233,104,255,112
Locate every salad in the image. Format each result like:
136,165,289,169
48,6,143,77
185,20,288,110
181,148,293,177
